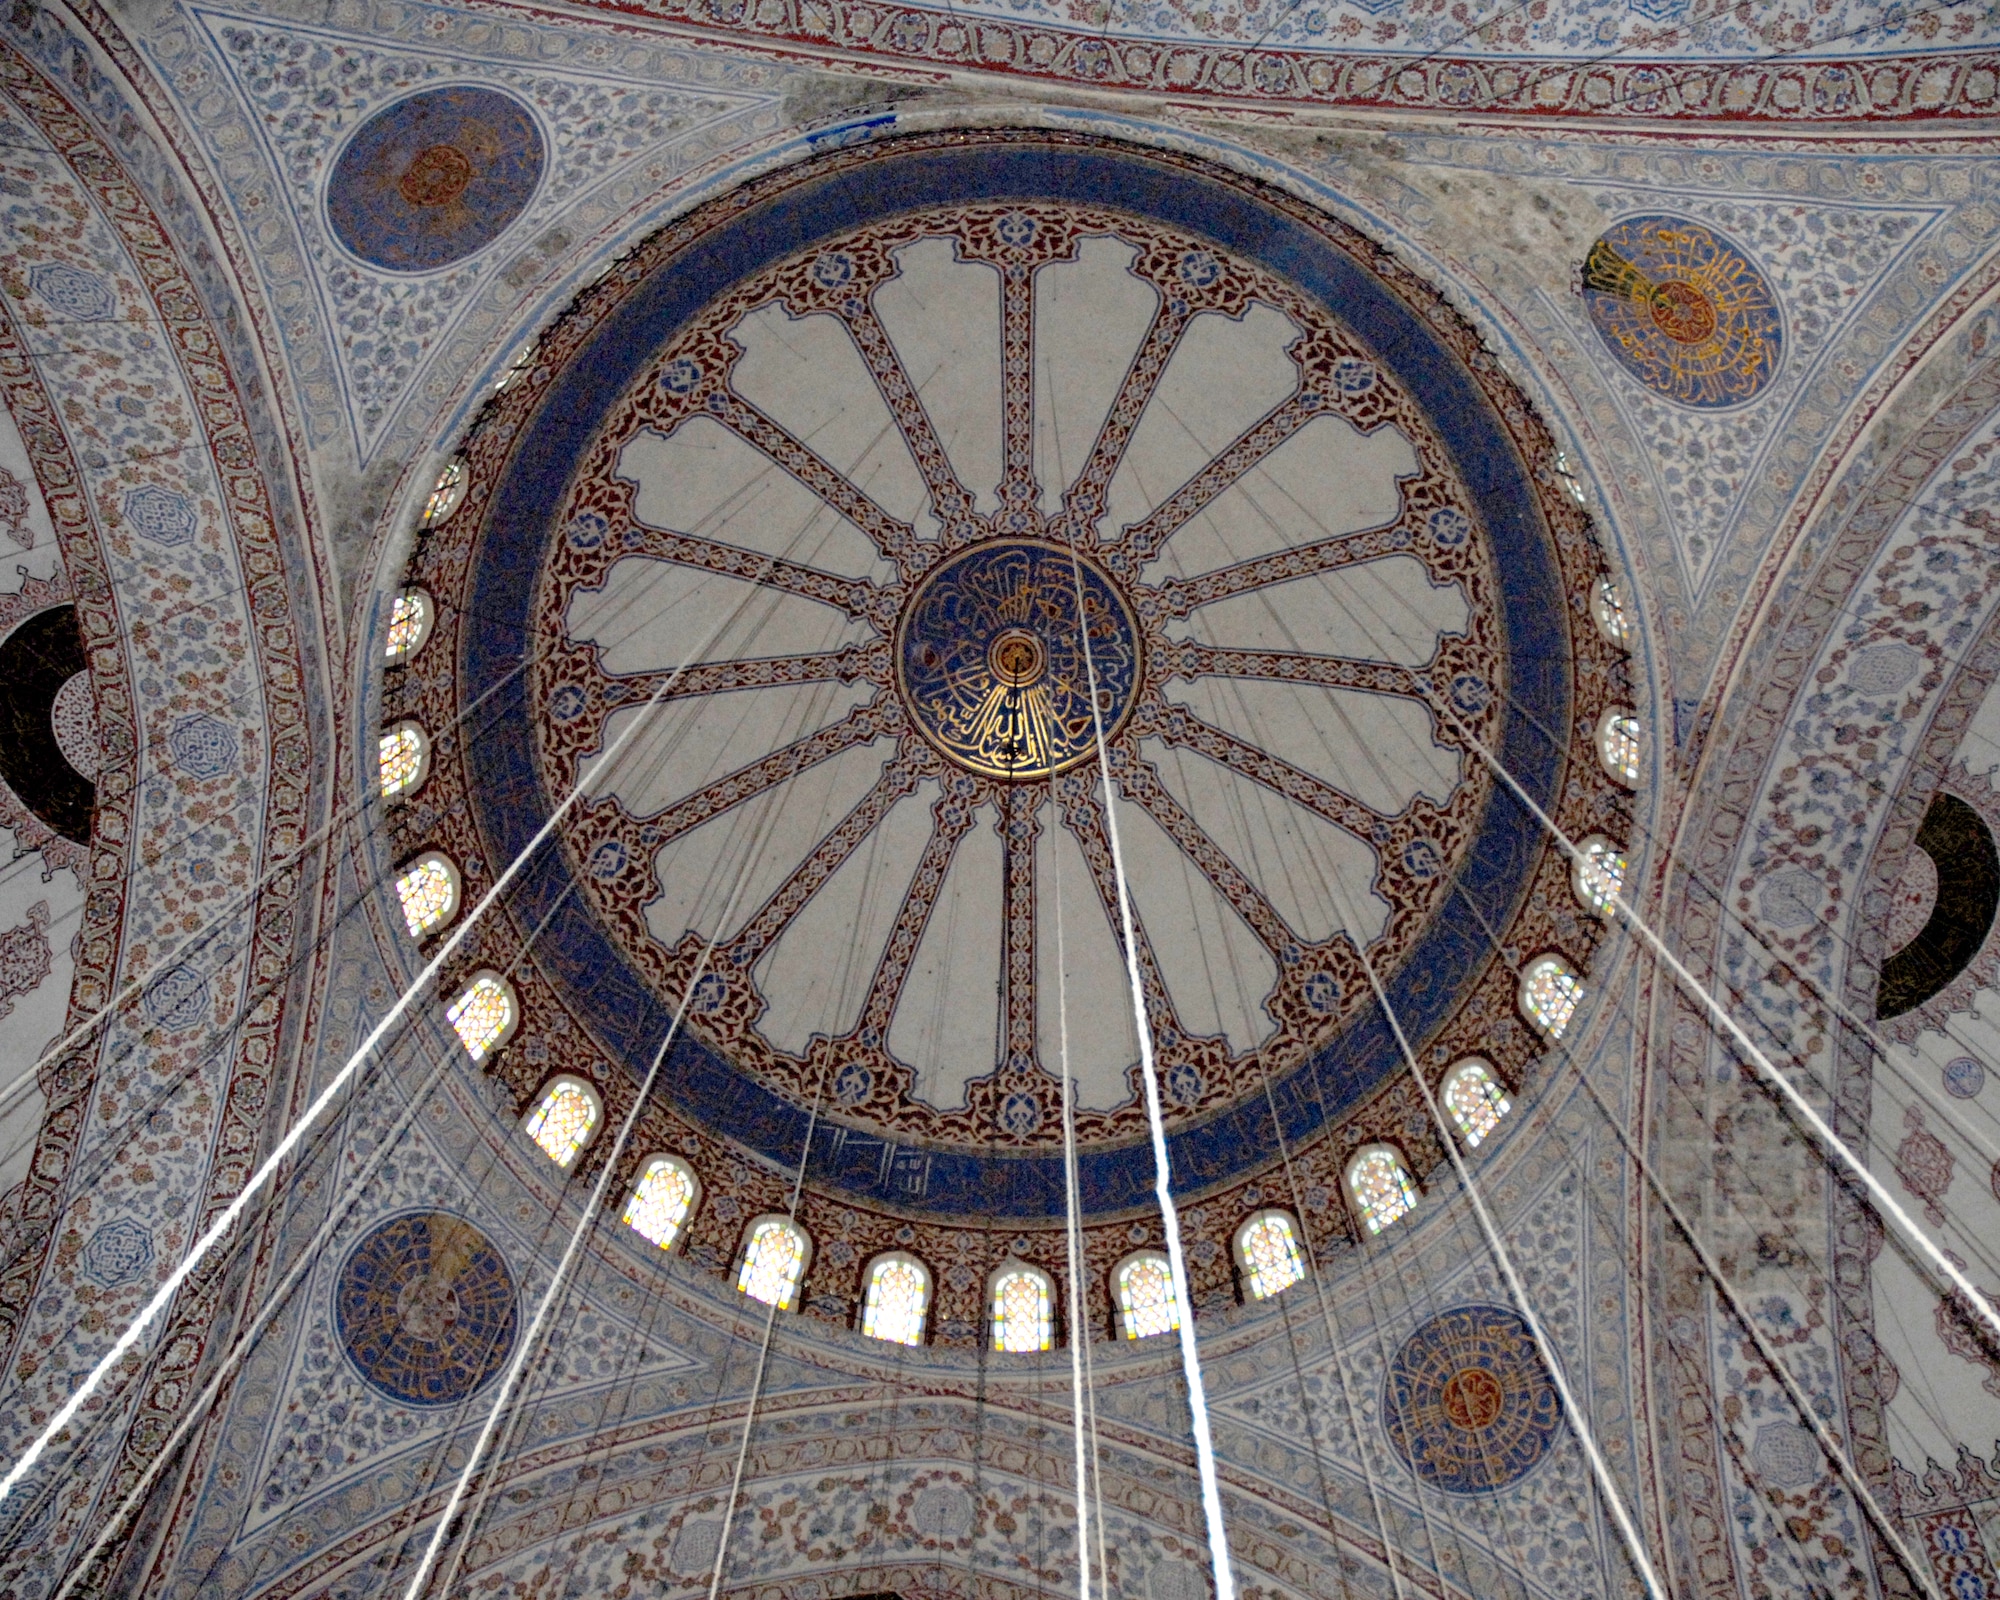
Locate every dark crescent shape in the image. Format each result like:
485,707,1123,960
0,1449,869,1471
0,605,92,845
1878,792,2000,1020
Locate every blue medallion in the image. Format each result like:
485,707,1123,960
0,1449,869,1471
336,1212,517,1406
899,541,1138,779
327,87,543,273
1383,1304,1561,1493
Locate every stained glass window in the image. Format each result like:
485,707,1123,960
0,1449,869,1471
861,1253,930,1346
380,723,428,798
1597,709,1641,787
384,588,435,661
1235,1211,1305,1300
1348,1146,1418,1234
990,1263,1054,1353
1573,836,1627,916
625,1156,698,1250
1591,576,1630,645
1442,1060,1511,1148
523,1075,598,1167
1117,1252,1180,1341
1521,955,1584,1039
738,1217,808,1310
448,974,516,1063
424,458,467,526
395,853,459,938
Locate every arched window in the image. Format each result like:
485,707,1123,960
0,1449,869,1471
989,1261,1055,1353
1572,835,1627,916
522,1074,600,1169
1115,1251,1180,1341
446,972,517,1063
380,721,430,798
1441,1060,1512,1148
624,1155,700,1251
737,1216,810,1310
1591,576,1631,646
383,587,435,661
861,1252,931,1346
394,852,460,938
1596,707,1641,788
1521,955,1584,1039
1347,1145,1418,1235
1234,1210,1306,1301
423,458,467,526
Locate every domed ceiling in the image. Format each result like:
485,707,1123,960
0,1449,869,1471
387,129,1628,1318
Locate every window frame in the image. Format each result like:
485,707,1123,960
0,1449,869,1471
1590,575,1631,647
1595,705,1642,789
1519,952,1585,1039
1571,834,1627,917
735,1214,812,1311
446,969,520,1064
423,457,468,527
987,1258,1057,1354
394,850,462,940
1345,1142,1420,1236
1112,1248,1181,1341
859,1250,932,1346
379,719,432,799
1439,1058,1513,1149
1232,1208,1307,1301
520,1071,602,1170
624,1153,702,1253
383,586,437,663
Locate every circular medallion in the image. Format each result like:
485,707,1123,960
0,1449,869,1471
336,1212,517,1406
1945,1055,1986,1100
327,87,543,272
1384,1304,1561,1494
414,131,1620,1228
898,541,1138,779
49,671,100,782
1581,215,1781,408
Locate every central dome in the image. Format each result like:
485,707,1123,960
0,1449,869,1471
897,541,1138,780
403,130,1617,1246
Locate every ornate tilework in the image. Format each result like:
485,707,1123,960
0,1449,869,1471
326,86,543,271
1383,1304,1561,1494
1582,215,1782,408
335,1212,518,1406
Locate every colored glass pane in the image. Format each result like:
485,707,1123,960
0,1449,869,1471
1592,577,1630,645
991,1268,1053,1353
624,1159,695,1250
424,460,466,525
1350,1149,1417,1234
1118,1255,1179,1340
1576,839,1627,914
1444,1063,1511,1148
524,1079,596,1165
448,977,513,1063
395,856,457,937
1240,1213,1305,1300
738,1220,806,1309
1599,712,1641,785
384,590,432,660
380,725,426,797
862,1256,928,1346
1523,958,1583,1039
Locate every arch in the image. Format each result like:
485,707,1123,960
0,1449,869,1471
383,587,436,662
1519,954,1585,1039
1595,706,1642,788
446,971,518,1063
1440,1059,1512,1148
424,456,468,526
1346,1144,1418,1235
1114,1250,1180,1340
394,851,460,938
737,1216,810,1310
1571,835,1627,916
988,1260,1055,1353
1233,1210,1306,1300
522,1073,600,1168
1591,575,1631,646
624,1155,700,1251
379,720,430,798
860,1251,931,1346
